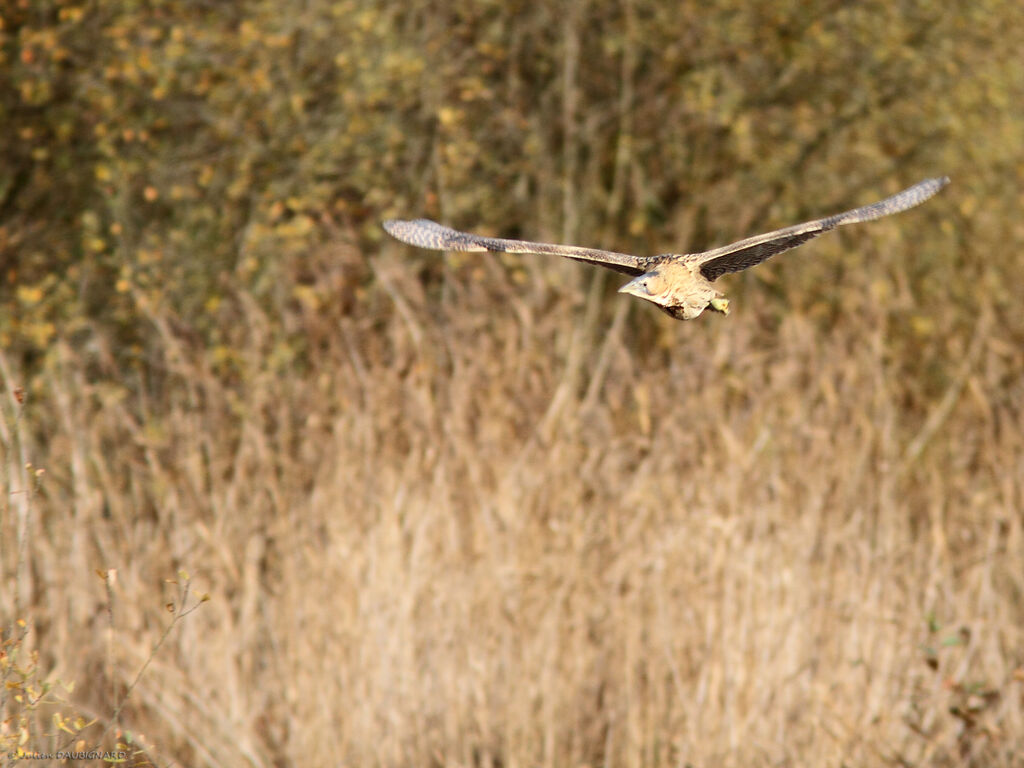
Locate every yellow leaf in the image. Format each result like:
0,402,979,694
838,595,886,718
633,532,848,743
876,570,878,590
54,713,75,735
16,285,43,305
910,315,935,336
438,107,460,127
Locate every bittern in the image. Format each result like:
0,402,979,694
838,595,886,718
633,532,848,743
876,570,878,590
383,176,949,320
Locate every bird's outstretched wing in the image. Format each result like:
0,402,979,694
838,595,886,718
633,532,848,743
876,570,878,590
696,176,950,282
382,218,650,276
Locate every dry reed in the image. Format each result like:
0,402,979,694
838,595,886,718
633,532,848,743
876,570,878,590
2,228,1022,767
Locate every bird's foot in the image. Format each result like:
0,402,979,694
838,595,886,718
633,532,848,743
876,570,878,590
709,297,730,315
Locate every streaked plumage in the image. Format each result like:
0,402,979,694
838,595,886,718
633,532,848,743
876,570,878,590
383,176,949,320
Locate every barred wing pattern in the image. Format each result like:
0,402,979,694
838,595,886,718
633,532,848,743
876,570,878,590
697,177,950,282
382,218,650,276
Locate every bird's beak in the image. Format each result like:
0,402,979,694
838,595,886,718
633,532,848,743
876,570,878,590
618,275,651,298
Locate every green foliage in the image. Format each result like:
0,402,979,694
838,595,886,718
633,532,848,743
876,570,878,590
1,0,1021,372
0,621,89,761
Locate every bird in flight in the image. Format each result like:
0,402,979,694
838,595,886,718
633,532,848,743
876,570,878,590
382,176,949,320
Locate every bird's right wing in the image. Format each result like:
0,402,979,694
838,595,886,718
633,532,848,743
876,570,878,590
382,219,649,276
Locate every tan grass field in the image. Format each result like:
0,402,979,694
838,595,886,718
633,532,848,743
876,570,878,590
3,228,1023,766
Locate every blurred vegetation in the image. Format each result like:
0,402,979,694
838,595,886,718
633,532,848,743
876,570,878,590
2,0,1021,373
2,0,1023,766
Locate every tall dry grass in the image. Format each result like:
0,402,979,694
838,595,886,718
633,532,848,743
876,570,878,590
2,218,1023,766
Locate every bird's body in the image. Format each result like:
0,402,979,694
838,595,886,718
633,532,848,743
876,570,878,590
383,176,949,320
618,260,725,320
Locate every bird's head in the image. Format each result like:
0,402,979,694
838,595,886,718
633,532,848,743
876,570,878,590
617,269,672,305
618,269,729,320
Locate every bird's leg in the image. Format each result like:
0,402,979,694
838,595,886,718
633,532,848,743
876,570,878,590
709,296,730,314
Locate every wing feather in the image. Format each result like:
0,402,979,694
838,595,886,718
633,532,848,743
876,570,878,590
697,176,950,282
382,219,649,276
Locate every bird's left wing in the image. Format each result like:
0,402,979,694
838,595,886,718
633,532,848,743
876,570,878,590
382,219,649,276
696,176,950,282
